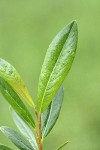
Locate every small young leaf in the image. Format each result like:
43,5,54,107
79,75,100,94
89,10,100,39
11,109,38,150
0,126,34,150
0,145,13,150
37,21,78,112
0,59,34,107
41,86,64,138
56,141,68,150
0,77,35,128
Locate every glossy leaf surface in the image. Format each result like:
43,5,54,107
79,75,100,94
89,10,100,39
0,126,34,150
0,77,35,128
11,109,38,150
0,59,34,107
37,21,78,112
41,86,64,138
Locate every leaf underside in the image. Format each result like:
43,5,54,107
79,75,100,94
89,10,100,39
0,126,34,150
0,77,35,128
11,109,38,150
37,21,78,113
41,86,64,138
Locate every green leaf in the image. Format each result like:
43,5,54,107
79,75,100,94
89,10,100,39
0,59,34,107
0,145,13,150
37,21,78,113
11,109,38,150
0,126,34,150
0,77,35,128
41,86,64,138
56,141,68,150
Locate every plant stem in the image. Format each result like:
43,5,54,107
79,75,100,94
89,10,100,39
34,107,42,150
36,115,42,150
38,116,42,150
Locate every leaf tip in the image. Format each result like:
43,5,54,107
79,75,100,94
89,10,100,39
69,20,78,32
0,126,5,132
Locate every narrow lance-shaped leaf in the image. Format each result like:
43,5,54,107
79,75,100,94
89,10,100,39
0,126,34,150
56,141,68,150
41,86,64,138
0,77,35,128
11,108,38,150
0,59,34,107
0,145,13,150
37,21,78,113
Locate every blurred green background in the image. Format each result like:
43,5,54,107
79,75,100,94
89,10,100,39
0,0,100,149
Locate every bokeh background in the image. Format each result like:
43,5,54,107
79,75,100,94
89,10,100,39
0,0,100,150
